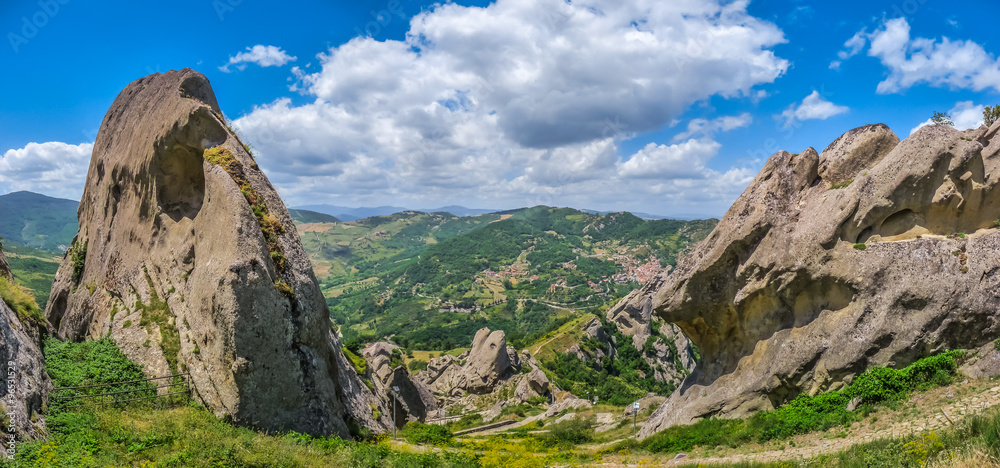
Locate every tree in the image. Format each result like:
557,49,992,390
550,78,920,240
931,111,954,126
984,105,1000,127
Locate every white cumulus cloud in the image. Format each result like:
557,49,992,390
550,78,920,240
220,45,297,73
778,91,849,128
0,142,94,200
672,113,752,142
618,139,721,179
843,18,1000,93
234,0,788,213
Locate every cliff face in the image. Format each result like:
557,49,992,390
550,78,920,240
616,122,1000,438
0,248,51,441
44,69,387,438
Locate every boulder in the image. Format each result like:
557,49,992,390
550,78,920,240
526,368,550,395
462,328,513,394
620,123,1000,438
0,248,51,441
817,123,899,188
43,69,387,438
544,395,592,418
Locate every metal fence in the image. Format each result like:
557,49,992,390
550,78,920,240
52,373,190,408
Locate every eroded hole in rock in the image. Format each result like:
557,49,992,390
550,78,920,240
179,75,219,111
791,279,855,327
155,144,206,221
879,209,925,238
856,226,874,244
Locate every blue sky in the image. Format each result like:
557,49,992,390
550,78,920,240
2,0,999,217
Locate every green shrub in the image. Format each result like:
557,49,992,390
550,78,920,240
984,105,1000,126
541,416,594,446
68,240,87,283
853,242,867,250
400,421,453,445
407,359,428,372
447,413,483,432
44,337,154,420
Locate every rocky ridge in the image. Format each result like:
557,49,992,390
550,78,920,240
44,69,387,438
0,247,51,441
611,122,1000,438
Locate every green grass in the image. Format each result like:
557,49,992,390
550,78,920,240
13,334,481,467
4,403,483,468
342,347,367,375
626,350,965,455
852,243,867,251
0,272,45,328
400,422,454,445
675,408,1000,467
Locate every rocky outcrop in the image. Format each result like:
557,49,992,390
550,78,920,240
43,69,387,438
607,293,697,384
361,342,437,426
415,328,551,414
0,248,51,440
416,328,518,396
619,123,1000,438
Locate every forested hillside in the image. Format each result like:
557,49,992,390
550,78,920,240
298,206,716,350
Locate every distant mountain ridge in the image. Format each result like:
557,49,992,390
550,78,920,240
0,191,78,252
295,204,500,221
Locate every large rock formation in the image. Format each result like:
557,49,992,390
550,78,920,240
361,342,437,426
416,328,519,397
44,69,387,438
415,328,551,414
0,248,51,440
614,122,1000,438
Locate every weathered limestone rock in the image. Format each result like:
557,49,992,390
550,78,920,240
464,328,513,393
44,69,386,438
618,123,1000,438
361,342,437,426
0,249,51,441
817,123,899,188
544,395,592,418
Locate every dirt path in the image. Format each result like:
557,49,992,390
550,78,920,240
640,380,1000,466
